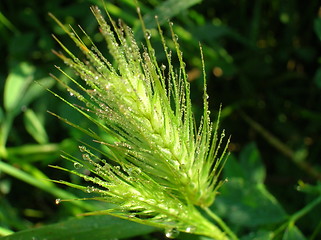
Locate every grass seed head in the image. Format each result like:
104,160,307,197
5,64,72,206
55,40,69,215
50,5,229,240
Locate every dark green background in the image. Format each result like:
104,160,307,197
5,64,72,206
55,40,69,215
1,0,321,239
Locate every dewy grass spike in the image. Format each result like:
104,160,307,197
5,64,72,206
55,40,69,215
49,4,237,240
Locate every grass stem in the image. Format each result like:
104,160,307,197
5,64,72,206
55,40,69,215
204,207,239,240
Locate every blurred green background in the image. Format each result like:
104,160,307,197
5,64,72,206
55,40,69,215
1,0,321,239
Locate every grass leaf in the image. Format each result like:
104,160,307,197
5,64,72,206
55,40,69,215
4,63,34,113
0,215,155,240
23,109,49,144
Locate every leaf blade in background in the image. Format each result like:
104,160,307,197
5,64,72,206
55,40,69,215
215,143,287,228
241,230,273,240
21,77,56,110
23,109,49,144
314,67,321,89
3,62,35,113
314,18,321,42
0,11,19,34
239,142,266,184
133,0,201,38
215,179,287,227
282,224,307,240
0,215,155,240
223,142,266,184
144,0,201,26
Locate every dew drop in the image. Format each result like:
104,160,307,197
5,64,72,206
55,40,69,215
74,162,83,169
178,163,186,171
185,226,196,233
165,228,179,239
79,145,86,152
145,30,151,40
82,154,91,161
86,186,94,193
105,83,111,90
127,167,142,176
55,198,61,205
126,88,132,93
160,64,166,71
83,176,90,182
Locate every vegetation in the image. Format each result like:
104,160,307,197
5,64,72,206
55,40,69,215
1,0,321,239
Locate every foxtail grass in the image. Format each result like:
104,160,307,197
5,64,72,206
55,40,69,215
49,4,237,240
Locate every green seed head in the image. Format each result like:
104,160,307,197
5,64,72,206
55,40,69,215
49,5,229,240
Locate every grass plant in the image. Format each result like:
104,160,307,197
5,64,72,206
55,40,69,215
1,1,321,240
48,4,236,240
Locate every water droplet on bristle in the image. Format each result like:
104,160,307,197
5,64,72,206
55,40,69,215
55,199,61,205
79,146,86,152
145,30,151,40
161,64,166,71
105,83,111,90
74,162,83,169
86,186,94,193
127,167,142,176
82,154,91,161
221,131,225,138
165,228,179,239
185,226,196,233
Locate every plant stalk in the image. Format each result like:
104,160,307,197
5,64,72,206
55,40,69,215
204,207,238,240
272,194,321,238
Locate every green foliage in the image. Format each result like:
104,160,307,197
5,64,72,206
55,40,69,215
4,63,35,113
283,224,306,240
215,143,287,234
1,0,321,239
0,215,154,240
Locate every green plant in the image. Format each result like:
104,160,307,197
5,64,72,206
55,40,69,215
47,4,237,240
2,1,321,240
